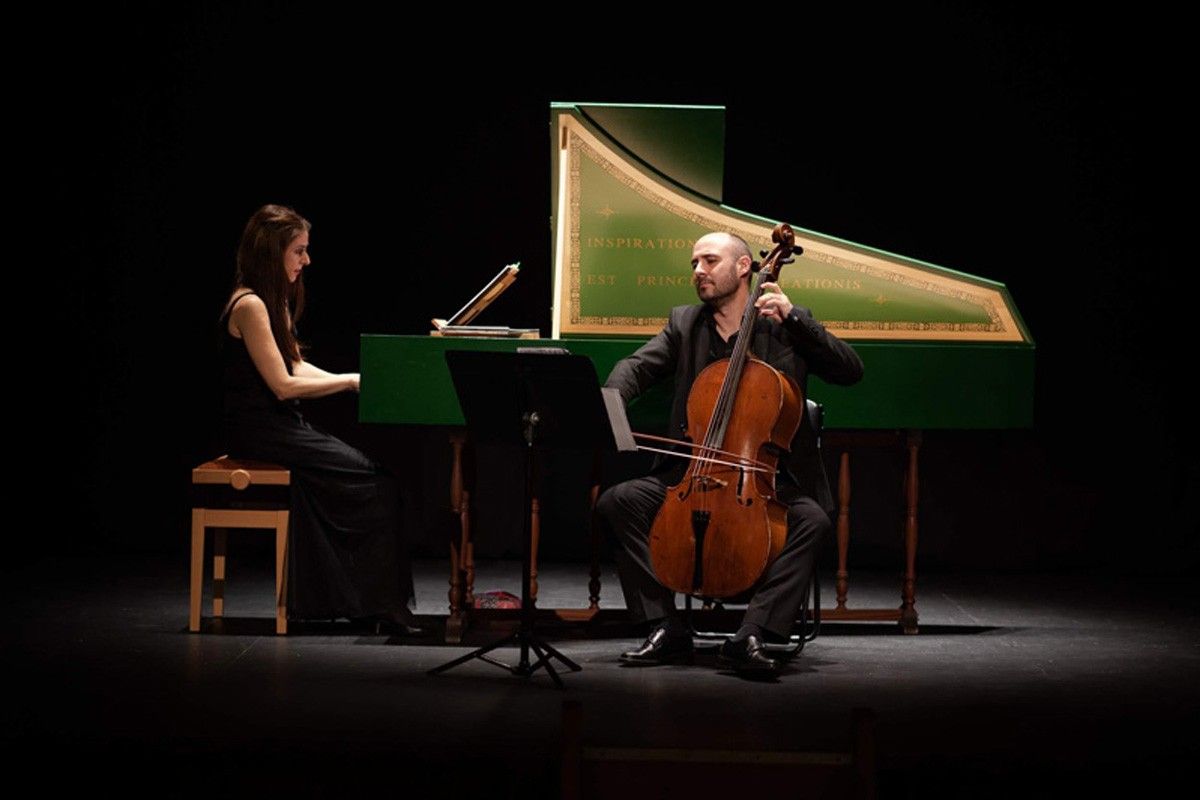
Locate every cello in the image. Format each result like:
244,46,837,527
644,223,805,599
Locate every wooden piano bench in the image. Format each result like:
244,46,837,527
190,457,291,634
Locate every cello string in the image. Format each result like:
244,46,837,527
633,444,773,473
631,433,773,473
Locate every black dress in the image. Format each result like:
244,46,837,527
219,292,414,621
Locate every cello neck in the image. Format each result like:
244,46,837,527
699,225,799,452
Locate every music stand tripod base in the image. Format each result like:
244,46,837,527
427,412,580,687
429,351,607,687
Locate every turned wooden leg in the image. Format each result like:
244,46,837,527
530,494,541,607
901,430,921,634
836,451,851,611
587,477,602,610
446,432,468,643
212,528,227,619
189,510,204,632
462,487,475,609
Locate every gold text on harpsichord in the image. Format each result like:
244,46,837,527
585,237,696,250
782,278,864,291
636,275,692,287
630,276,864,290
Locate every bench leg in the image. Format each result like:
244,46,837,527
275,510,289,635
190,510,205,632
212,528,227,618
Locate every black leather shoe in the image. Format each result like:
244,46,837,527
619,626,694,665
717,634,779,674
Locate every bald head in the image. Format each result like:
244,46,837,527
691,232,754,307
694,232,753,278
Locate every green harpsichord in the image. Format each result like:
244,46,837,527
360,103,1033,433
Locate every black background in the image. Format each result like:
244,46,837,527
32,6,1194,573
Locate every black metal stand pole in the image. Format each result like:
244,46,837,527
428,411,581,687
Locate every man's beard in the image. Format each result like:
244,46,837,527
695,276,739,306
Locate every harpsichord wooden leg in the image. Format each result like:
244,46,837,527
446,432,468,643
901,430,921,634
530,494,540,606
587,475,602,611
836,451,851,611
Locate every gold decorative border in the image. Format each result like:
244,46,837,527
554,114,1026,342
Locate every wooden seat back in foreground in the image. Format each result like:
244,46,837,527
561,701,876,800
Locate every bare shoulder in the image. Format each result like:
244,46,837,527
227,291,269,338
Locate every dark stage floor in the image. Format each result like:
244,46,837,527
9,554,1198,798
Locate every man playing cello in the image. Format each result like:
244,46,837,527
597,231,863,674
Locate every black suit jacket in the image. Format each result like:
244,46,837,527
604,303,864,516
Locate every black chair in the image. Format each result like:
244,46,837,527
684,398,824,660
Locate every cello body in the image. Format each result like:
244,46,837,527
644,223,806,599
648,355,804,598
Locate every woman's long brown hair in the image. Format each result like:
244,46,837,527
232,204,310,367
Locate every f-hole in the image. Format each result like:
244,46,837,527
690,510,710,593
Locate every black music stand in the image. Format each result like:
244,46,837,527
428,350,619,687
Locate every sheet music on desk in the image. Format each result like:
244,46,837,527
431,263,540,337
435,325,540,338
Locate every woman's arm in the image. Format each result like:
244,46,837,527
293,359,340,380
231,295,360,399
